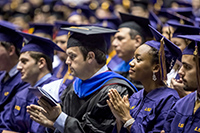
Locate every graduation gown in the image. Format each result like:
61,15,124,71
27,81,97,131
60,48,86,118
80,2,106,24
0,75,58,133
57,77,137,133
163,91,200,133
0,71,29,112
115,87,180,133
52,62,68,79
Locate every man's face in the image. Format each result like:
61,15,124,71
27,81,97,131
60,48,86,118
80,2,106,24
17,52,40,85
55,35,68,61
112,27,137,62
178,55,197,91
65,47,88,80
0,44,10,71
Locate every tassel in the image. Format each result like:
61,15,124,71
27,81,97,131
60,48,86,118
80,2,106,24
194,45,200,91
159,37,167,81
63,65,74,83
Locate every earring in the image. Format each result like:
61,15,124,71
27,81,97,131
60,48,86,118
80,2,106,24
152,72,157,81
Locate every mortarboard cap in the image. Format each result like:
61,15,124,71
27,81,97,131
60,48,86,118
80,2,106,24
62,26,118,53
132,0,148,10
119,12,153,40
18,32,65,61
167,21,200,37
177,35,200,55
157,9,195,25
54,21,89,37
68,4,96,20
149,10,163,31
165,7,195,19
175,0,192,7
146,25,182,80
0,22,23,49
29,23,54,38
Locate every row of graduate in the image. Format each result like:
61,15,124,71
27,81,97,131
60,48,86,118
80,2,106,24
0,8,200,133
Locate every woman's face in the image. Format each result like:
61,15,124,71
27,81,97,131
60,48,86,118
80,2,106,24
129,44,155,82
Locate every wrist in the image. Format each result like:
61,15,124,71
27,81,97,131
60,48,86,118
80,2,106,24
123,118,135,128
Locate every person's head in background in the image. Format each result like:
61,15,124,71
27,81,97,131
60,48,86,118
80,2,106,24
167,21,200,52
0,22,23,72
112,12,153,62
29,23,54,40
130,0,149,18
17,32,64,86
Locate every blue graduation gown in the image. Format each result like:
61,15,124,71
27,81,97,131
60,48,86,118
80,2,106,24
107,54,123,71
115,87,180,133
0,71,30,111
0,75,58,133
163,91,200,133
52,62,68,79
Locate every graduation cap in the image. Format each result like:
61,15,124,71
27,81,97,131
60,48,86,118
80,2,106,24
119,12,153,40
146,24,182,80
68,4,96,20
62,26,118,53
167,21,200,37
157,9,195,25
132,0,148,10
29,23,54,38
177,34,200,91
18,32,65,61
0,22,23,49
95,16,121,29
165,7,195,20
149,10,163,31
54,21,89,37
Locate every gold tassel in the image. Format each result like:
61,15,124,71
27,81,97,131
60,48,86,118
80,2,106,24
194,45,200,91
63,65,74,83
159,37,167,81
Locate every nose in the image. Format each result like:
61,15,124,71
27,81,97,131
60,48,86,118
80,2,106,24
178,66,184,78
65,56,71,65
129,59,135,67
112,38,119,48
17,62,22,71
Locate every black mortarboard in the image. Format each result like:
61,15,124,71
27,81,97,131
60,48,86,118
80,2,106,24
167,21,200,37
0,22,23,49
147,24,182,80
62,26,118,53
18,32,65,61
29,23,54,38
119,12,153,39
54,21,89,37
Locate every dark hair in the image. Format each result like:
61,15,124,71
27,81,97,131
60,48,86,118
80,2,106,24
129,29,145,43
0,41,20,57
148,46,171,73
28,51,53,72
79,46,107,65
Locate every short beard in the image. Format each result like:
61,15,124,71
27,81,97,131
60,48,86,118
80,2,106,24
183,85,197,92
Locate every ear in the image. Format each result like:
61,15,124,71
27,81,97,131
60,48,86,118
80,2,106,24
37,57,46,69
152,64,160,73
8,45,16,56
133,35,143,49
86,51,95,63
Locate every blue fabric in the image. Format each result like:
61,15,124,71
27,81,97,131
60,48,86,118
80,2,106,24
163,91,200,133
0,71,30,109
0,75,58,132
73,71,137,98
107,54,123,71
52,62,68,79
112,60,131,72
113,87,180,133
